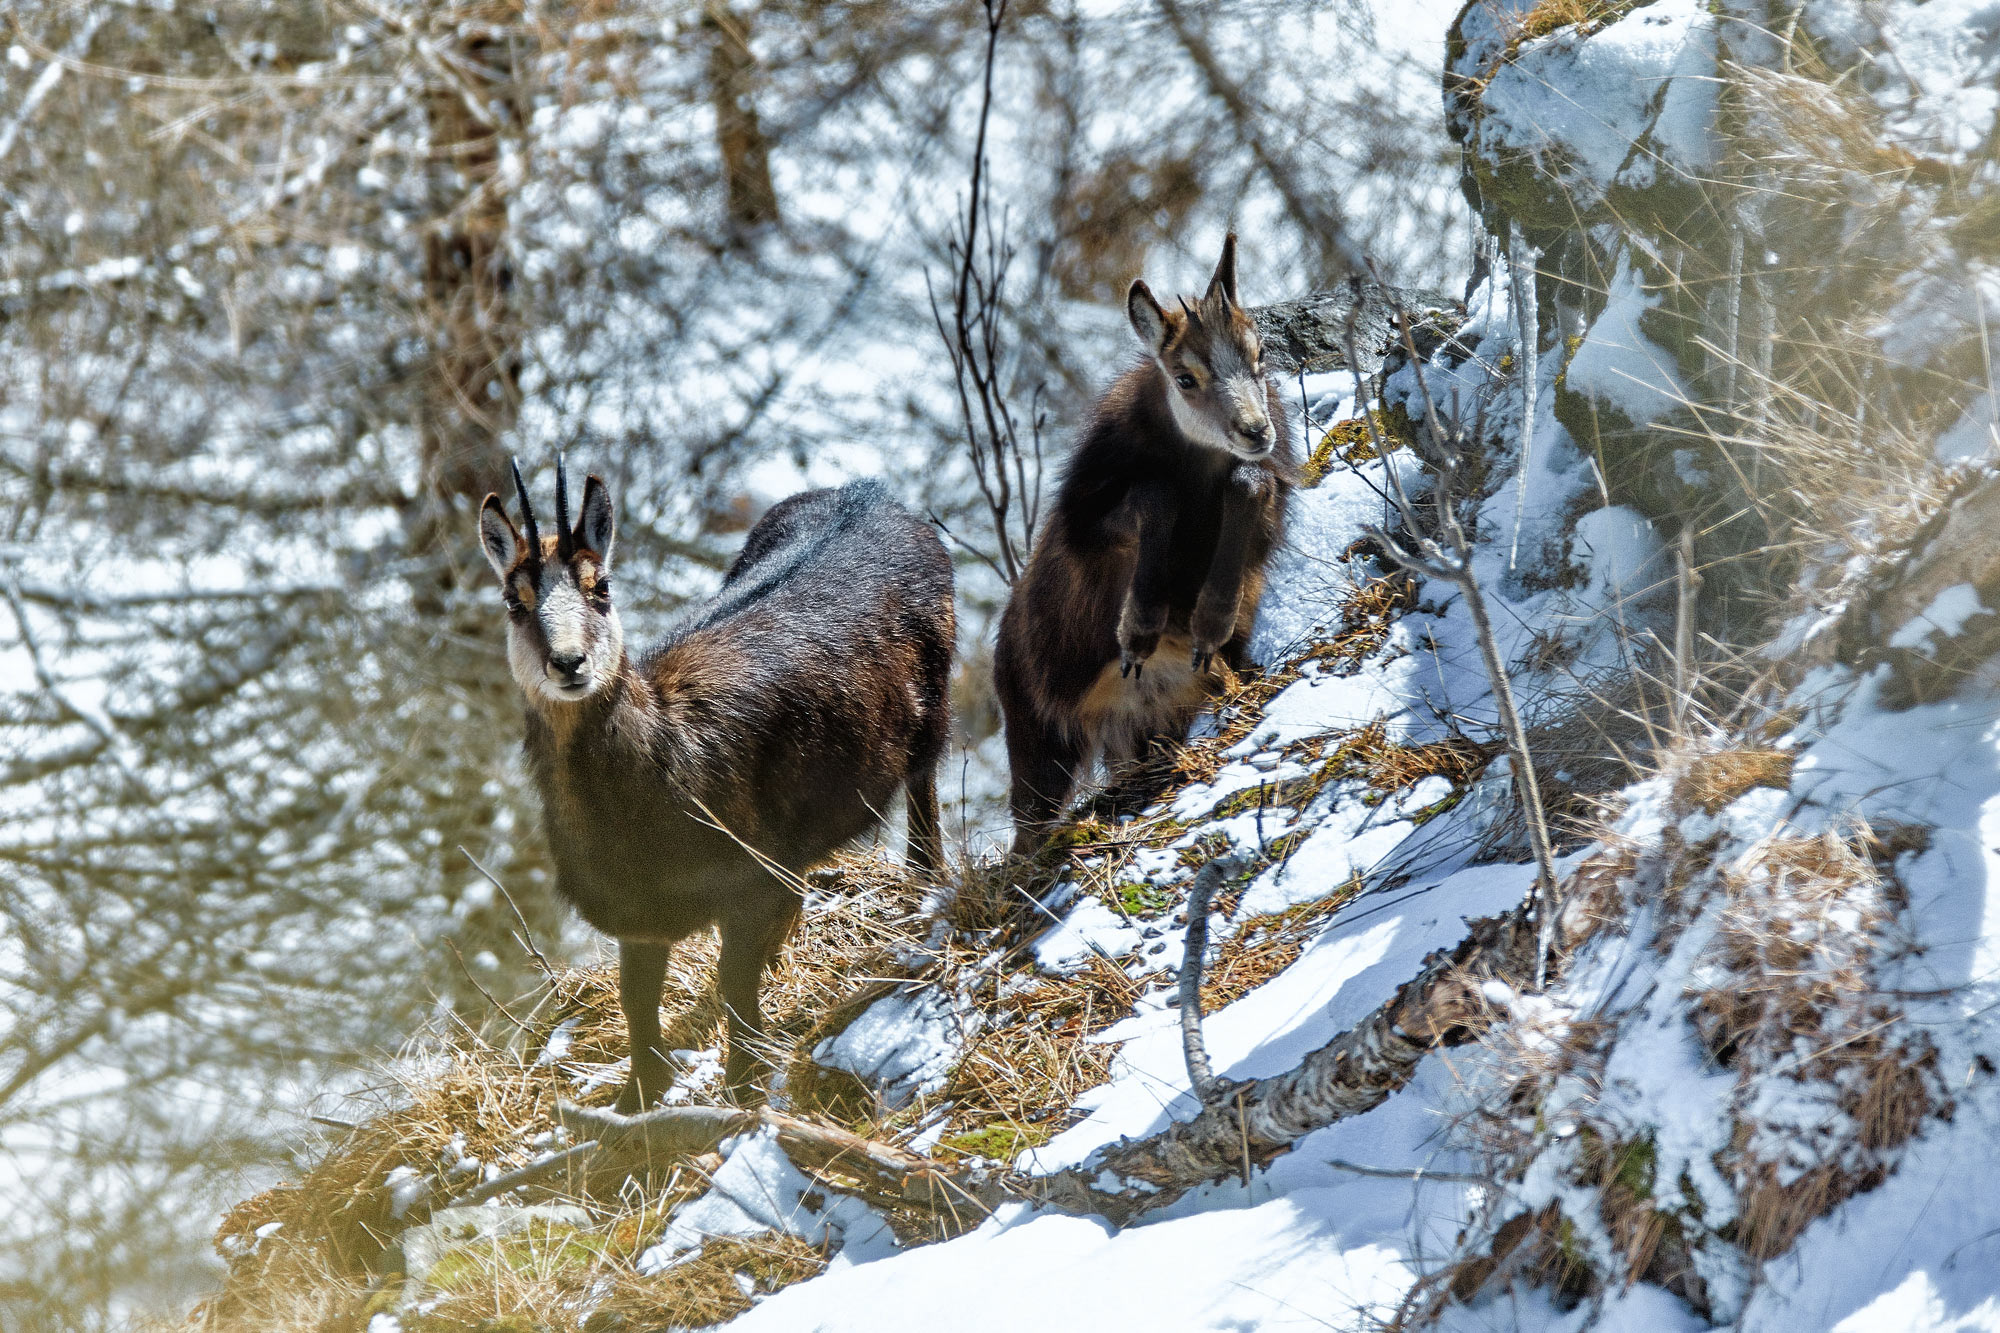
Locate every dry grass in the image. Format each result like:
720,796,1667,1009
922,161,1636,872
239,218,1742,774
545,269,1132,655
193,848,935,1328
1670,746,1795,817
1407,798,1949,1326
1199,878,1365,1011
1303,572,1422,676
1689,826,1946,1261
400,1232,827,1333
1505,0,1639,48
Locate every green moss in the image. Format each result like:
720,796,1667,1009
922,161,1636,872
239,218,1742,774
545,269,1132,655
1107,880,1175,917
422,1219,610,1294
357,1283,404,1321
1949,191,2000,255
941,1122,1050,1161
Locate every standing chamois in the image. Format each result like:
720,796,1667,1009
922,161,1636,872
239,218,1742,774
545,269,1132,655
478,462,955,1108
993,234,1293,851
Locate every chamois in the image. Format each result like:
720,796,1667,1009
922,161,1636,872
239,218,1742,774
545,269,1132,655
477,462,955,1108
993,234,1293,851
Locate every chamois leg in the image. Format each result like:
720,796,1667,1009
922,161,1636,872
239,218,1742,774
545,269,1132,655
905,760,943,877
1007,719,1084,857
717,892,803,1101
614,939,674,1115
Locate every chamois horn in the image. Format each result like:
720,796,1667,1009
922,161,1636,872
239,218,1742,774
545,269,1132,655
511,458,541,558
554,452,576,560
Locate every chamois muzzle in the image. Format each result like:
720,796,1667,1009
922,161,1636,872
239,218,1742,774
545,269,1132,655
1235,418,1274,456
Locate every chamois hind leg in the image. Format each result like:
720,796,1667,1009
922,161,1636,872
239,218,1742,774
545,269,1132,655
905,760,943,877
614,939,674,1115
1006,718,1084,857
717,891,803,1101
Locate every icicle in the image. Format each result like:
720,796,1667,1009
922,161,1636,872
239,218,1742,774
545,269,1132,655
1506,221,1541,571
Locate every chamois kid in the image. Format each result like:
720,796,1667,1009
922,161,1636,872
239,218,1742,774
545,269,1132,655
993,234,1293,851
478,462,954,1108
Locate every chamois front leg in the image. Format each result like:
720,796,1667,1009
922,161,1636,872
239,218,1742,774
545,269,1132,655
1191,464,1271,673
614,939,674,1114
717,892,804,1102
1117,481,1178,679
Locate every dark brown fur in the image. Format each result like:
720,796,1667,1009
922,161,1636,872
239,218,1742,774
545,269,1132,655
993,236,1293,851
480,474,954,1108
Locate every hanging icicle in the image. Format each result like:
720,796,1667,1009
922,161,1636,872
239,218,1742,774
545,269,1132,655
1506,221,1542,571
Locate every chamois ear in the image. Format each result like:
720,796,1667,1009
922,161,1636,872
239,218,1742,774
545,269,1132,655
576,474,615,568
1127,279,1169,353
1205,232,1239,308
478,494,521,582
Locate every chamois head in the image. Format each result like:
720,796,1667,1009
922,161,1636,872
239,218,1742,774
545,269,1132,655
1126,232,1274,461
478,456,622,705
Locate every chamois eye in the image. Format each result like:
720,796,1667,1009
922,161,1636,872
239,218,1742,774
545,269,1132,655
1175,373,1197,391
592,577,612,604
505,599,529,622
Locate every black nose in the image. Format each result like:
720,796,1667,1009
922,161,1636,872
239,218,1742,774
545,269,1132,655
1239,422,1272,445
549,651,586,677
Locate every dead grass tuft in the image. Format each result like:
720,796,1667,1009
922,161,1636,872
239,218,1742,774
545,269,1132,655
195,848,934,1327
1689,826,1947,1260
1304,572,1421,676
399,1232,827,1333
1200,878,1365,1011
1671,746,1795,817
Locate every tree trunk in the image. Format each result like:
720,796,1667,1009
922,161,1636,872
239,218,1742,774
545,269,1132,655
706,0,781,242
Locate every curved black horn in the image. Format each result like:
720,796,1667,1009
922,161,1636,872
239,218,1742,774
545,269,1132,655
554,452,576,560
510,457,541,557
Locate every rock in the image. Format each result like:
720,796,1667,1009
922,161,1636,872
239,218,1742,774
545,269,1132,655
1248,284,1459,377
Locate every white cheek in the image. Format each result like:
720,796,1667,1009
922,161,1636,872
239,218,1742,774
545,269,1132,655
592,608,624,672
507,627,546,696
1157,363,1236,454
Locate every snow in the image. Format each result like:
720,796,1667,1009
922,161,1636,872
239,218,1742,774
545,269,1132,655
1031,897,1142,975
1250,449,1421,662
810,988,976,1108
635,1127,896,1277
1563,256,1692,427
1938,390,2000,465
1028,858,1544,1175
1890,582,1987,650
728,1193,1414,1333
1473,0,1718,203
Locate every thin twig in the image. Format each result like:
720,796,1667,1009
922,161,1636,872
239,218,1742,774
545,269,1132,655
1325,1157,1494,1186
459,844,553,976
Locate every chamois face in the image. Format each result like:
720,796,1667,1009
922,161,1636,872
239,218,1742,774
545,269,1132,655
1127,233,1274,462
478,461,623,705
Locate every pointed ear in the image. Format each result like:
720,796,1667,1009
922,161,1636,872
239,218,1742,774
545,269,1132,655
478,494,521,582
1205,232,1239,307
576,474,615,568
1128,279,1169,353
